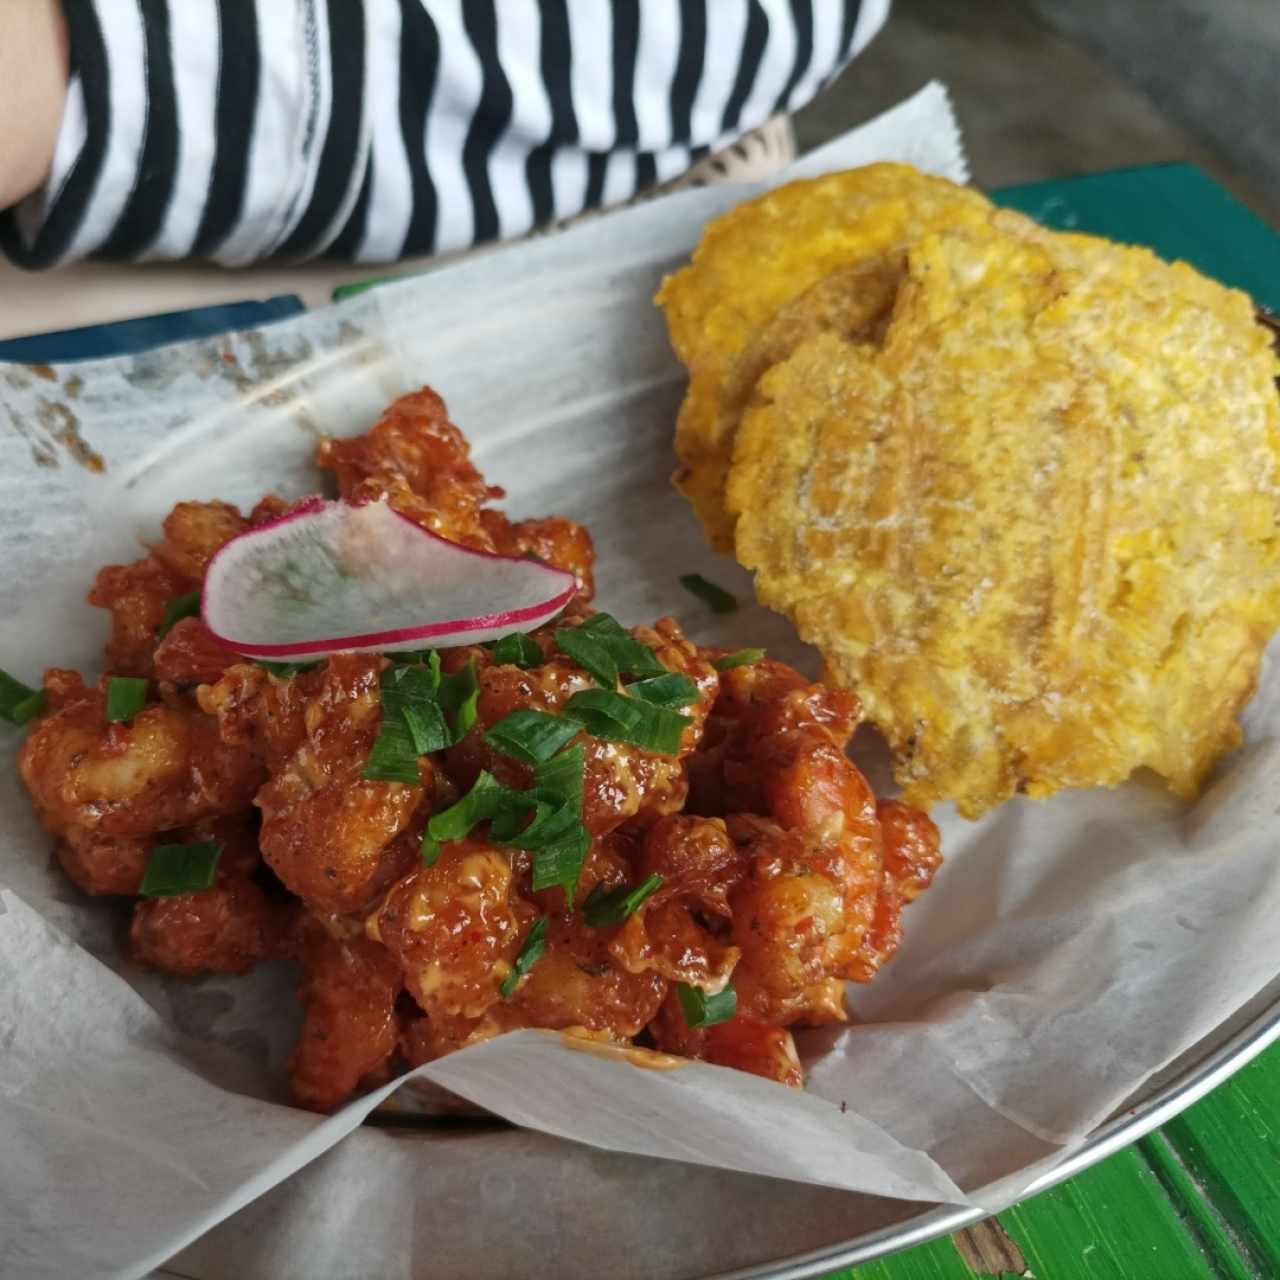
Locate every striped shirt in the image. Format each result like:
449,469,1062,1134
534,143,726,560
0,0,887,268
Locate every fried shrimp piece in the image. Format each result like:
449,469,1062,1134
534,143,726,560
689,656,935,1026
56,827,151,896
287,912,404,1111
406,911,671,1064
88,556,187,679
853,799,942,982
367,838,533,1020
318,388,598,596
378,834,667,1064
129,819,275,976
445,615,716,836
89,500,247,676
649,996,804,1089
610,815,742,990
19,673,263,840
253,654,427,914
317,387,501,534
503,912,668,1036
151,500,247,581
153,617,240,687
198,661,325,772
479,509,597,600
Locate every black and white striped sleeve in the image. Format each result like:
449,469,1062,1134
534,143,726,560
0,0,888,269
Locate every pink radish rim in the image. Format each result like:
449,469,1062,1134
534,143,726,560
201,498,578,657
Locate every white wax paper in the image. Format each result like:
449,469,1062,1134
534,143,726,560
2,83,1279,1280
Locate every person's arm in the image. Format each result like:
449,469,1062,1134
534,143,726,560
0,0,68,211
2,0,888,270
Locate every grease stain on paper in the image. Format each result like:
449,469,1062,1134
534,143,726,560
35,398,105,472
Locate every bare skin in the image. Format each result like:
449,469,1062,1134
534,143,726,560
0,1,67,211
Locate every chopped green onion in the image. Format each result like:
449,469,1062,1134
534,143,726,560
627,672,700,709
555,612,665,688
421,826,442,867
582,873,664,927
368,653,465,781
105,676,148,723
139,841,224,897
485,708,580,765
381,663,451,754
390,650,441,677
679,573,738,615
421,747,591,897
258,659,322,678
677,981,738,1029
490,631,543,668
553,625,617,689
422,770,515,860
535,742,585,816
564,688,691,755
362,714,423,784
0,670,45,725
157,590,202,639
438,657,480,742
490,788,580,849
531,826,591,897
10,689,46,724
713,648,766,672
501,917,549,998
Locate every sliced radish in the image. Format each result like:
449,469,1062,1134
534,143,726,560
202,498,577,658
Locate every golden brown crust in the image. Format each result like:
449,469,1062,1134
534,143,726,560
722,219,1280,815
655,163,997,549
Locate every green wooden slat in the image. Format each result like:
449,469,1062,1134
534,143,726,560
1136,1132,1257,1280
1157,1041,1280,1275
991,163,1280,310
824,1233,974,1280
999,1143,1228,1280
836,1143,1235,1280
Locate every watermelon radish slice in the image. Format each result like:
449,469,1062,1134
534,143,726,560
202,498,577,658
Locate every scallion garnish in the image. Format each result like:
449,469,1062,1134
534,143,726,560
362,713,423,784
679,573,738,615
582,873,664,927
563,688,691,755
677,981,737,1028
555,612,665,689
627,672,700,709
105,676,148,723
712,648,765,672
421,770,513,862
420,745,591,897
491,786,583,853
139,841,224,897
390,649,441,671
438,657,480,742
484,708,580,765
258,659,322,678
421,826,442,867
490,631,543,668
381,663,451,754
364,652,471,784
157,590,202,639
535,741,585,815
530,827,591,896
0,669,46,725
501,916,549,998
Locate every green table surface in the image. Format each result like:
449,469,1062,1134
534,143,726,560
335,162,1280,1280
